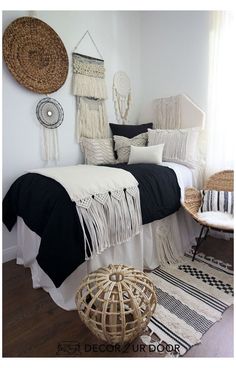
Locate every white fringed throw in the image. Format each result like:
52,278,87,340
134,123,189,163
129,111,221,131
72,53,108,141
31,165,142,259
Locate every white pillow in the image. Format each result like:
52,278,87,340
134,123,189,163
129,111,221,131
81,137,116,165
128,144,164,165
148,127,200,167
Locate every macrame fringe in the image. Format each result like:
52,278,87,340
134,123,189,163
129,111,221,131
41,126,59,161
72,73,107,99
76,187,142,260
154,218,181,265
76,97,108,141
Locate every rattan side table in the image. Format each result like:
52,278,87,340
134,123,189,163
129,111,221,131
75,264,157,345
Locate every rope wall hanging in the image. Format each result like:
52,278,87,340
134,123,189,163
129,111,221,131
72,30,108,142
3,16,69,162
113,71,131,124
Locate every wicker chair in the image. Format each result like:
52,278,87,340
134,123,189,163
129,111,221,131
183,170,234,261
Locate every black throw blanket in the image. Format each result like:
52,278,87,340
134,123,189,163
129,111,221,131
3,164,180,287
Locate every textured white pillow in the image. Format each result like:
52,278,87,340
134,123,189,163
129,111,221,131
128,144,164,165
114,133,148,163
148,128,200,167
81,137,116,165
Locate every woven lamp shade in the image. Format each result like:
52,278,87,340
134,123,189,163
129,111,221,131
75,264,157,345
3,16,68,94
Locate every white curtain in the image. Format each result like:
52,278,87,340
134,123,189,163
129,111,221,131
205,11,236,177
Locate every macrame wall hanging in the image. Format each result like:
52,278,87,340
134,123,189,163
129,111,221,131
113,71,131,124
36,97,64,161
72,31,108,142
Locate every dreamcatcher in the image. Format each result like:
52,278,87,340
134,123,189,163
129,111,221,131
113,71,131,124
36,97,64,161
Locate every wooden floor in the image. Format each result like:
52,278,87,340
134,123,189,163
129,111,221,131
3,236,233,357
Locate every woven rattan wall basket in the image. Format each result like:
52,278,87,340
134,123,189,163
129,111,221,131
3,16,68,94
75,264,157,345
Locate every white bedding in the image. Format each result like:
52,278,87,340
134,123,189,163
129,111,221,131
16,162,200,311
161,162,193,201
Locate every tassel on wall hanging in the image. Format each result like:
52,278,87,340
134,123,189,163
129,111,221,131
113,71,131,124
72,31,108,141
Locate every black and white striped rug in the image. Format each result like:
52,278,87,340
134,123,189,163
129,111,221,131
142,255,234,356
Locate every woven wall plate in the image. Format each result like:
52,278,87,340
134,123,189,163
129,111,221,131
3,17,69,94
36,97,64,129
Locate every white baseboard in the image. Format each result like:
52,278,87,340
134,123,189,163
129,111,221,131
3,245,17,263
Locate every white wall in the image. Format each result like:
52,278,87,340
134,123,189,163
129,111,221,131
139,11,210,121
2,10,211,261
2,10,141,261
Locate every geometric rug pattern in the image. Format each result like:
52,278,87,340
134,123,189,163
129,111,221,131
143,254,234,356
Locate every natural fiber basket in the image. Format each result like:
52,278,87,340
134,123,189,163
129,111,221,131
183,170,234,231
75,264,157,345
3,16,68,94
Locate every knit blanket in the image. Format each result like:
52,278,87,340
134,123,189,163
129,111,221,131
31,165,142,260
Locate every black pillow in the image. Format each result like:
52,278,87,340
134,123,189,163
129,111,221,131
109,122,153,139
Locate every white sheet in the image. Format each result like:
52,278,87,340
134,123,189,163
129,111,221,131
161,161,193,201
16,163,200,311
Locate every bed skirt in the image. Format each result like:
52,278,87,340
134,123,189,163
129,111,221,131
16,208,199,311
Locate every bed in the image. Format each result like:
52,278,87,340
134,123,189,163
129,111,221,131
3,94,205,310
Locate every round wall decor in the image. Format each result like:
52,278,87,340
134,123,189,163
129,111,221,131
3,16,68,94
36,97,64,129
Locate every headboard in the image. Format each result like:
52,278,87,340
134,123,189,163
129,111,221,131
139,94,205,129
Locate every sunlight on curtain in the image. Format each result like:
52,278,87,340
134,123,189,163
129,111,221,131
206,11,236,177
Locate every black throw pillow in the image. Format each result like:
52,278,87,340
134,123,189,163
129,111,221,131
109,122,153,139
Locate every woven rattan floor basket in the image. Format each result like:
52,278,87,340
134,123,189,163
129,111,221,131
75,264,157,345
